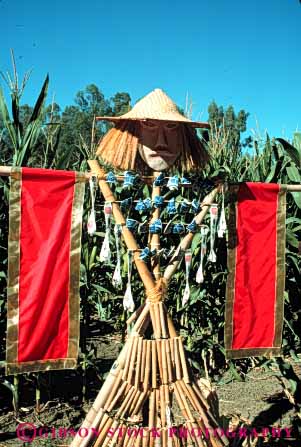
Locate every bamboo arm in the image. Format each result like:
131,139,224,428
1,165,301,193
88,159,157,293
163,187,219,282
150,172,162,280
0,165,92,180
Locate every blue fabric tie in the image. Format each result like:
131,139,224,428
167,175,179,190
149,219,162,234
123,171,137,189
179,200,190,213
180,176,191,185
153,196,165,208
126,218,138,232
120,197,132,211
166,197,177,215
106,171,117,185
187,219,197,233
191,199,200,213
139,247,157,261
153,173,165,186
172,223,185,234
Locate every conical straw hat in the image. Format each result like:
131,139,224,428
96,88,210,129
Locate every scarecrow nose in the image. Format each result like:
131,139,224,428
155,126,168,149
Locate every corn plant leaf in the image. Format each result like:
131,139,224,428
277,138,301,168
286,228,299,248
29,74,49,122
293,131,301,151
291,191,301,209
0,86,17,151
286,166,301,183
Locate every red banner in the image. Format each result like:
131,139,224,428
6,168,85,374
225,182,286,359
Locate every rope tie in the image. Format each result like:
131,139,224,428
146,277,168,303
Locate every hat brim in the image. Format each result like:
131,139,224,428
95,116,210,129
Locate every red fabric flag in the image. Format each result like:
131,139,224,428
225,182,286,359
6,167,86,374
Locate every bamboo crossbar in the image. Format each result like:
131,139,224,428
1,165,301,191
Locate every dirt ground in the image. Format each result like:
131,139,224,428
0,333,300,447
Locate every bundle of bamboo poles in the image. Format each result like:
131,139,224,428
70,160,227,447
72,302,228,447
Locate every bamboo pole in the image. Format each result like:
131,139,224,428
160,385,166,427
135,337,143,388
116,425,127,447
172,385,194,446
165,339,174,383
2,165,300,191
159,302,168,339
93,415,114,447
164,384,170,406
149,390,156,447
154,303,162,339
169,338,175,367
140,339,147,383
173,338,182,381
178,337,190,383
150,171,162,280
129,388,143,415
71,342,129,447
0,166,93,179
142,428,150,447
127,304,145,326
177,380,221,447
161,340,168,385
139,312,151,336
151,340,158,389
127,336,140,385
179,381,210,424
155,387,160,427
131,304,150,334
106,370,124,409
156,339,163,379
167,314,177,338
132,389,149,415
149,303,159,338
143,340,152,390
122,337,135,381
174,383,206,447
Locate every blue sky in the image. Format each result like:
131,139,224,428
0,0,300,139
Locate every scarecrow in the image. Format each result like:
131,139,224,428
71,89,227,447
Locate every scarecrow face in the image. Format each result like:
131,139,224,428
138,120,183,171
